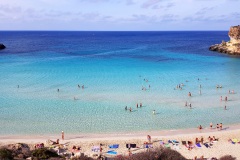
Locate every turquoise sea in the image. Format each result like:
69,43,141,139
0,31,240,135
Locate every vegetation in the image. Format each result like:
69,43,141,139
0,144,237,160
0,148,13,160
116,147,186,160
219,155,236,160
31,148,61,159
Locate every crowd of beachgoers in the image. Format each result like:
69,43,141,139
1,128,240,159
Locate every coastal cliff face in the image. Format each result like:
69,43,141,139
0,43,6,50
209,25,240,55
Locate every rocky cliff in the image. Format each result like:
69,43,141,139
0,43,6,50
209,25,240,55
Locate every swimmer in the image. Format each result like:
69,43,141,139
140,103,142,107
82,85,84,89
224,105,226,110
125,106,127,110
152,110,156,115
220,96,222,101
57,89,59,92
210,122,213,129
136,103,138,108
189,103,192,108
129,107,132,112
185,101,187,107
225,96,228,101
188,92,191,97
78,84,80,88
17,85,19,88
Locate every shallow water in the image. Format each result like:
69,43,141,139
0,31,240,135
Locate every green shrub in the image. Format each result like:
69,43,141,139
116,147,186,160
32,148,60,159
0,148,13,160
220,155,236,160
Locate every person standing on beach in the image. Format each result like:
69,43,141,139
136,103,138,108
220,123,223,130
147,135,151,143
210,122,213,129
62,131,64,140
189,103,192,109
216,124,219,130
185,101,187,107
224,105,227,110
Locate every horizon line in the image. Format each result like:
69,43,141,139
0,30,228,32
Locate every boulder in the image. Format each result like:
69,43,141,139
209,25,240,55
0,44,6,50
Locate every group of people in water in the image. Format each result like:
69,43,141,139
198,123,223,131
125,103,143,112
125,103,157,115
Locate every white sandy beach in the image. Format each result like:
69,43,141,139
1,124,240,159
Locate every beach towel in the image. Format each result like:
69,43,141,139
232,139,239,144
203,143,210,148
172,140,179,144
92,146,100,152
107,150,117,155
164,143,171,148
182,141,186,145
196,143,201,148
159,140,164,146
126,144,136,148
172,144,180,150
109,144,119,149
145,143,153,148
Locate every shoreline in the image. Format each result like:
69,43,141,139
1,123,240,142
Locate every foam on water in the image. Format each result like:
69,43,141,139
0,31,240,135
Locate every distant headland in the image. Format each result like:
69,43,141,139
209,25,240,55
0,44,6,50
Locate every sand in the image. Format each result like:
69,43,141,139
1,125,240,159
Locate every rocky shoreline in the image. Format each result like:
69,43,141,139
209,25,240,55
0,43,6,50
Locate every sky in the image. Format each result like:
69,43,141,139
0,0,239,31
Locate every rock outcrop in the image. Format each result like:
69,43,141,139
209,25,240,55
0,43,6,50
